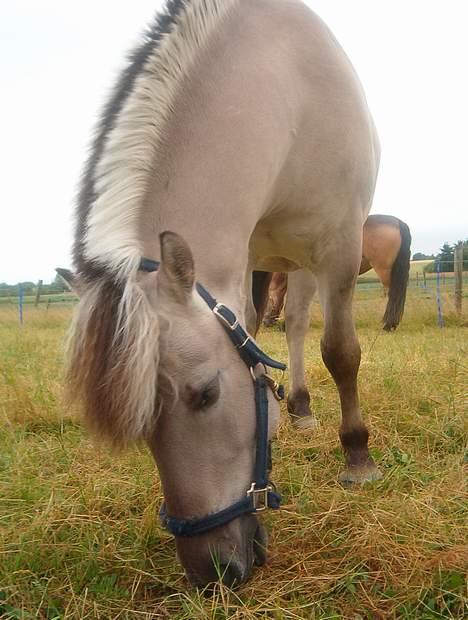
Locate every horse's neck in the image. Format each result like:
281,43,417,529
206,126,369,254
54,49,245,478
140,209,247,319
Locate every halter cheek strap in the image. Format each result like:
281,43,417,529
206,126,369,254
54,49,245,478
140,257,285,372
139,257,285,537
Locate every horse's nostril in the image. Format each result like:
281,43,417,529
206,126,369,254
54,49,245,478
218,559,245,587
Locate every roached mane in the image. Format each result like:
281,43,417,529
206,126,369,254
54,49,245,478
67,0,238,443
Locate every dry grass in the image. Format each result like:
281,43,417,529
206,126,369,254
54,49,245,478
0,289,466,619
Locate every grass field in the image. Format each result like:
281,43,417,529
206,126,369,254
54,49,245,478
356,260,434,283
0,288,466,619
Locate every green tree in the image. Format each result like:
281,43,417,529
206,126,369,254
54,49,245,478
48,274,67,293
412,252,435,261
425,240,468,273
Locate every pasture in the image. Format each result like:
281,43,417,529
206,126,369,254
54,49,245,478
0,286,466,619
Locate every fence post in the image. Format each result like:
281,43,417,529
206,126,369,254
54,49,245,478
423,271,426,288
436,258,444,327
35,279,43,307
454,242,463,316
18,284,24,325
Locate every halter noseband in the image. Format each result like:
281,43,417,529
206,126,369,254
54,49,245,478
139,257,285,537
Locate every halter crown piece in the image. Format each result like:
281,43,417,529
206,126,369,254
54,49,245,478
139,257,285,537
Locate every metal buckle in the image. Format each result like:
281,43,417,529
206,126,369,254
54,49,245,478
247,482,272,512
212,303,239,331
250,368,284,400
263,374,284,401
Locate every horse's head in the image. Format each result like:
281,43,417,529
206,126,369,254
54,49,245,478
67,232,282,587
147,232,281,586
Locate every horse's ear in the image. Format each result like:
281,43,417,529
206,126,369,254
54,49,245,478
55,268,81,296
158,231,195,304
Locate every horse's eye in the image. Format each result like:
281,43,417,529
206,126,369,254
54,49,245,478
195,374,220,410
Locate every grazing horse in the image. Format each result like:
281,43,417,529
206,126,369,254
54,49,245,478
263,214,412,331
66,0,381,587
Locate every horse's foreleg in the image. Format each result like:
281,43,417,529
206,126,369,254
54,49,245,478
285,269,318,430
318,255,382,484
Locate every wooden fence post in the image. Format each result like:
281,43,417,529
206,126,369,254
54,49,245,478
35,279,43,307
454,242,463,316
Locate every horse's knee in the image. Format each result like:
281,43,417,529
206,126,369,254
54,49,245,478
320,336,361,384
285,302,310,331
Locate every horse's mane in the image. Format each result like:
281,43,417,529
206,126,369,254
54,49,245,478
68,0,238,443
75,0,238,278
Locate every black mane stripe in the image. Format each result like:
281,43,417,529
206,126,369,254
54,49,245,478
74,0,187,276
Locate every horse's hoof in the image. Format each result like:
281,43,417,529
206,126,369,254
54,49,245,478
287,388,315,431
290,414,320,431
339,464,383,485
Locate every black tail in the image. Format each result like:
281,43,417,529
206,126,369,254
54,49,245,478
252,271,273,335
383,220,412,330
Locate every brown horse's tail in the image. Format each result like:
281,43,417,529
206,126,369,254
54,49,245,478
383,219,412,330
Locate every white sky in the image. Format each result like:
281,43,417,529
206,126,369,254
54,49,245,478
1,0,467,284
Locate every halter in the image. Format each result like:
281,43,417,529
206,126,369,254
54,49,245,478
139,257,286,537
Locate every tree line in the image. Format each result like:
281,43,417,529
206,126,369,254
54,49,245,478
0,275,67,297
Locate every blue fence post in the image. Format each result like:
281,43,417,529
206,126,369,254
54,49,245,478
436,258,444,327
18,284,24,326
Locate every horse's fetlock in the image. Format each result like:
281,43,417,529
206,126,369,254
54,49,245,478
339,426,371,466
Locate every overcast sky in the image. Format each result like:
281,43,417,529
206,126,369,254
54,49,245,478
1,0,467,284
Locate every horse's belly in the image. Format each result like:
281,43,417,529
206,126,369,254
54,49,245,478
254,256,301,272
250,213,332,273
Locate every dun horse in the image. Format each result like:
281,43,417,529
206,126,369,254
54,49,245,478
263,214,412,331
67,0,381,587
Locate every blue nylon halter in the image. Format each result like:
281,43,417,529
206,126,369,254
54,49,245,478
139,257,285,537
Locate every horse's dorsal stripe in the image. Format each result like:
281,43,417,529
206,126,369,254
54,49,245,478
82,0,239,279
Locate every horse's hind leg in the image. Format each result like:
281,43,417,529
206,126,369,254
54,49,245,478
285,269,318,430
318,250,382,484
263,273,288,327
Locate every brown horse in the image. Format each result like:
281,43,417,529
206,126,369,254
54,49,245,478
66,0,381,587
263,214,412,331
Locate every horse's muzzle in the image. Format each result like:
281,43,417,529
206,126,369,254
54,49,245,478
176,514,267,588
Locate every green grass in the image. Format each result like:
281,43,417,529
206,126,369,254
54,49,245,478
357,260,434,283
0,290,467,619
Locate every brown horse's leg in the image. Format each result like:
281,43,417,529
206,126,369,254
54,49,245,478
285,269,318,430
318,255,382,484
373,265,391,290
263,273,288,327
